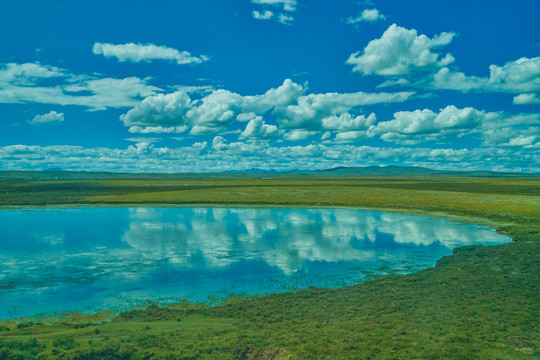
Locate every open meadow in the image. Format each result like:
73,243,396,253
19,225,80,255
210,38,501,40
1,172,539,359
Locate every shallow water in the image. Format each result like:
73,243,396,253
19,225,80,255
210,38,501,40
0,207,510,319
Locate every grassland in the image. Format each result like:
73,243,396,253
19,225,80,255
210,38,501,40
0,173,539,359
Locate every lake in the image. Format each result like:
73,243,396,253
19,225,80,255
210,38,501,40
0,207,510,319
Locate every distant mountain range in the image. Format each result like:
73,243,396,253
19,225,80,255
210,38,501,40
0,165,538,180
224,165,539,177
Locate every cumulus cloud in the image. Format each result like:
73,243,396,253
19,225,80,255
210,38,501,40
284,129,317,141
432,57,540,94
252,10,274,20
28,111,64,126
252,0,297,12
1,143,538,174
186,79,305,130
120,91,192,126
321,112,376,132
273,90,413,130
211,136,269,155
347,24,455,76
0,62,161,110
346,9,386,25
239,117,279,139
368,105,540,146
351,26,540,96
92,42,209,65
484,57,540,93
251,0,296,24
120,79,305,131
513,93,540,105
369,106,483,144
479,113,540,148
120,79,413,136
334,131,368,142
276,13,294,25
128,126,188,134
125,137,162,144
482,127,539,148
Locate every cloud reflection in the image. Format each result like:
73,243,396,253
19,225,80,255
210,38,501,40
121,208,507,273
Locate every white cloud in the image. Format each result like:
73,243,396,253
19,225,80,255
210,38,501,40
128,141,155,155
171,85,215,95
211,136,268,155
249,78,306,109
1,143,537,173
120,80,412,137
480,113,540,148
369,106,483,144
128,126,188,134
347,24,455,76
0,63,161,110
433,57,540,94
346,9,386,25
482,127,539,148
274,90,413,130
120,79,306,132
239,117,279,139
321,132,332,141
252,0,297,12
252,10,293,24
321,112,376,131
334,131,368,142
186,90,241,128
0,63,68,85
28,111,64,126
513,93,540,105
186,79,305,130
119,81,411,135
120,91,192,126
368,105,540,146
92,42,209,65
251,0,296,24
253,10,274,20
277,13,294,25
351,27,540,96
284,129,317,141
190,125,224,135
431,68,485,92
485,57,540,93
236,112,259,122
63,77,162,110
376,78,409,88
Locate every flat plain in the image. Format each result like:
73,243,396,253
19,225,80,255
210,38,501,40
1,172,539,359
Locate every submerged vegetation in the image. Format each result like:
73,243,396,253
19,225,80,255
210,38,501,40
1,171,539,359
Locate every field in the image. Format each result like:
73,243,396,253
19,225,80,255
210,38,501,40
1,173,539,359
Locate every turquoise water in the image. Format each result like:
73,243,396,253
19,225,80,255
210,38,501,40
0,207,510,319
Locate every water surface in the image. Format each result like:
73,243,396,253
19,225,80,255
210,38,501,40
0,207,510,319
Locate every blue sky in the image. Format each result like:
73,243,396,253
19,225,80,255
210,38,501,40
1,0,539,172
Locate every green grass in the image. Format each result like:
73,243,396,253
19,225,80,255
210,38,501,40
1,174,539,359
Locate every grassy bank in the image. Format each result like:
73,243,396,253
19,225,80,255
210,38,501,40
1,174,539,359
